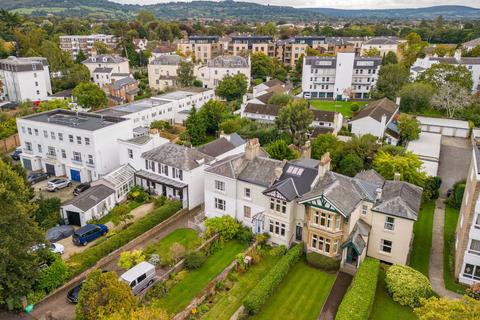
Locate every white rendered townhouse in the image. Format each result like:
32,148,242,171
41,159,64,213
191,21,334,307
197,56,251,89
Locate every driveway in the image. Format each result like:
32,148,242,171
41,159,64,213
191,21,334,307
437,137,472,196
33,179,77,202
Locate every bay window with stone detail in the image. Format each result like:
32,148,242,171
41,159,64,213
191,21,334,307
269,219,286,237
270,198,287,214
310,233,338,256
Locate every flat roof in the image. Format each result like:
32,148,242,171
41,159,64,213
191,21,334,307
97,98,171,116
416,116,470,129
20,109,126,131
155,88,211,101
407,132,442,160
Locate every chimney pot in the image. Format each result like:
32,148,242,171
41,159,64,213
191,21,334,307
245,138,261,160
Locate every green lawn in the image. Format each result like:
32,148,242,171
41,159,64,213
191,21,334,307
370,268,417,320
144,228,202,264
444,205,468,294
409,201,435,276
96,200,142,224
153,240,248,316
310,100,366,118
201,253,282,320
252,260,335,320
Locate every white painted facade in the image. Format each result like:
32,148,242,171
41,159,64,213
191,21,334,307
60,190,116,226
82,55,130,83
117,134,169,170
197,56,251,89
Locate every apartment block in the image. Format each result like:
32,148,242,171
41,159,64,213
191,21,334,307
177,36,224,63
197,55,251,88
228,35,276,57
59,34,118,58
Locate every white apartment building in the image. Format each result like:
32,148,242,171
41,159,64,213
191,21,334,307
17,109,133,183
0,56,52,103
97,87,214,128
82,55,130,86
59,34,118,58
411,52,480,93
148,55,183,91
117,132,169,170
197,56,251,89
302,53,381,100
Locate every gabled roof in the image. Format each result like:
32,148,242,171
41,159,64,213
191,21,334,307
206,56,249,68
244,103,279,116
197,134,246,158
142,142,214,171
365,37,399,45
62,185,114,212
112,77,137,90
352,98,397,122
463,37,480,48
261,79,284,88
342,219,371,254
83,55,128,64
372,181,422,221
355,169,385,187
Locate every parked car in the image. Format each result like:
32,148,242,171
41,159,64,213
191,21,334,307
119,261,156,295
10,147,22,160
73,182,91,195
27,171,50,185
46,225,75,242
47,178,71,192
72,224,108,246
67,270,108,303
31,242,65,255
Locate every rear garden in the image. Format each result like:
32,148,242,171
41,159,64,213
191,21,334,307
409,201,435,276
310,100,366,118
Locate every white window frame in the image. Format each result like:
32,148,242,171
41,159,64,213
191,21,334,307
214,198,225,211
384,216,395,231
380,239,392,254
215,180,225,192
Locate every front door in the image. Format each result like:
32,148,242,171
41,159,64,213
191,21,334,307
23,158,32,170
70,169,81,182
45,163,56,176
295,225,303,241
346,247,358,266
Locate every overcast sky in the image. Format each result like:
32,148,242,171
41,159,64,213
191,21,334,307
111,0,480,9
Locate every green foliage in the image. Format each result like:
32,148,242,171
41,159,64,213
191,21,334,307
33,254,70,294
219,116,251,134
76,270,136,320
383,51,398,65
118,250,145,270
446,180,466,209
335,258,380,320
255,233,270,246
150,120,171,131
385,264,433,308
372,63,411,100
417,62,474,91
399,82,435,113
235,226,253,243
423,176,442,201
466,283,480,300
154,195,166,208
33,197,61,230
37,99,70,113
373,151,427,187
184,251,206,270
399,32,428,67
414,296,480,320
177,60,195,87
197,99,231,135
0,116,17,139
276,99,313,146
267,93,293,107
338,154,364,177
127,186,150,203
265,139,298,160
306,252,340,271
269,245,287,257
243,243,303,315
72,82,107,110
185,106,207,146
251,52,274,80
350,103,360,112
311,134,341,161
204,216,241,241
110,205,134,227
67,201,181,276
215,73,248,101
398,114,421,144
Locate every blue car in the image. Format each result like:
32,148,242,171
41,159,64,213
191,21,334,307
10,147,22,160
72,224,108,246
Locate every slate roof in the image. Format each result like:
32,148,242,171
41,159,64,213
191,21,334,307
63,185,114,211
150,55,182,65
83,54,128,64
355,169,385,187
207,56,249,68
464,37,480,48
244,103,279,116
256,92,276,104
261,79,284,88
311,109,335,122
311,127,334,137
93,67,113,73
365,37,399,45
124,135,152,145
372,180,422,221
142,142,214,171
352,98,397,122
112,77,137,90
197,134,246,158
342,219,371,254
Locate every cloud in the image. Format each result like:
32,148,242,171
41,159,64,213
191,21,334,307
111,0,480,9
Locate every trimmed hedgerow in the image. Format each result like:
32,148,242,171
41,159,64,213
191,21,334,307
243,243,303,315
306,252,340,272
336,258,380,320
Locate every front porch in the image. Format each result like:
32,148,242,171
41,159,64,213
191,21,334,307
135,169,188,209
340,219,371,275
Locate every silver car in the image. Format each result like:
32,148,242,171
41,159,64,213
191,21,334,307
47,178,71,192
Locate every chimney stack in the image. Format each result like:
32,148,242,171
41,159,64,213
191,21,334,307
375,187,382,201
395,97,401,107
394,172,401,181
318,152,331,178
301,141,312,159
245,138,261,160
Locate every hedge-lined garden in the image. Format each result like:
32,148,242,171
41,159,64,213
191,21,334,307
306,251,340,272
336,258,380,320
409,201,435,276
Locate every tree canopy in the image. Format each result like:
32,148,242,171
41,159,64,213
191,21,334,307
372,63,411,100
397,114,421,144
265,140,298,160
373,151,427,187
417,63,473,91
215,73,248,102
276,99,313,147
176,60,195,87
72,82,108,110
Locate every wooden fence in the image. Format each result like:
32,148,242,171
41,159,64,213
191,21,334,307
0,133,19,153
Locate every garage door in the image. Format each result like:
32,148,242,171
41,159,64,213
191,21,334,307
70,169,81,182
66,211,81,226
22,158,32,170
45,163,56,176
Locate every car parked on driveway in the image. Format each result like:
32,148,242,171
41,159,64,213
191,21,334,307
27,171,50,185
67,270,108,303
31,242,65,255
47,178,71,192
72,224,108,246
10,147,22,160
73,182,91,196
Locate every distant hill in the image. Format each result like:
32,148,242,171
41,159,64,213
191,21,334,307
1,0,479,21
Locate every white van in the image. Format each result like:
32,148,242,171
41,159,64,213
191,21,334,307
120,261,156,295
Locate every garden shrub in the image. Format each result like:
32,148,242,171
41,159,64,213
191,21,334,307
243,243,303,315
446,180,466,209
204,216,241,241
385,264,433,308
67,201,181,276
423,176,442,201
306,252,340,272
127,186,150,203
184,251,206,270
235,226,253,243
33,255,70,295
118,250,145,270
255,233,270,246
154,195,166,208
336,258,380,320
350,103,360,112
467,283,480,300
270,245,287,257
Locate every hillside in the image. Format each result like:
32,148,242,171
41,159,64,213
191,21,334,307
1,0,479,21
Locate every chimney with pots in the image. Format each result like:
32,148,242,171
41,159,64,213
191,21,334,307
245,138,261,160
318,152,331,178
394,172,401,181
301,141,312,159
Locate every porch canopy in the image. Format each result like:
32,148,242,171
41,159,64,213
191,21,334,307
135,169,187,189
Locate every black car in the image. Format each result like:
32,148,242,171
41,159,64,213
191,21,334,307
10,148,22,160
27,171,50,185
67,282,83,303
73,182,91,195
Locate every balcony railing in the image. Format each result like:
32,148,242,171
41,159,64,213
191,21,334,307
71,158,82,164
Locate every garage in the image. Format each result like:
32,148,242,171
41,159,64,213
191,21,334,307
70,169,81,182
66,210,81,226
45,163,56,176
417,116,470,138
22,158,32,170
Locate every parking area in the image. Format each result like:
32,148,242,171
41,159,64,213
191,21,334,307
32,179,78,202
438,137,472,196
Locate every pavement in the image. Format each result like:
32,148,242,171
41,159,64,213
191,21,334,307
317,272,352,320
438,137,472,196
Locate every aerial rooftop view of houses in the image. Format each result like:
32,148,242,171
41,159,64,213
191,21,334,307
1,1,480,320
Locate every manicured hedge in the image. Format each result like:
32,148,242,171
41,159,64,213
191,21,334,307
385,264,433,307
306,252,340,272
336,258,380,320
243,243,303,315
67,201,181,276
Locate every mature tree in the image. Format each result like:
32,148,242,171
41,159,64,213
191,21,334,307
37,99,70,113
136,10,156,25
104,307,169,320
382,51,398,65
414,296,480,320
185,106,207,146
399,32,428,66
373,151,427,187
342,134,379,167
176,61,195,87
0,160,44,309
255,22,277,36
75,50,87,64
338,154,364,177
431,82,472,118
372,63,410,100
198,100,230,135
399,82,435,113
265,140,298,160
72,82,108,110
311,134,342,161
215,74,248,101
267,93,293,106
251,52,274,80
397,114,421,144
363,47,381,57
33,197,61,230
219,117,251,134
76,270,136,320
93,41,112,55
53,64,91,92
276,99,313,147
417,63,473,91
